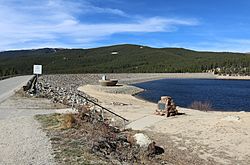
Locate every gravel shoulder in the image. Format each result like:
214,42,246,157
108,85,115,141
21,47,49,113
0,93,65,165
0,116,55,165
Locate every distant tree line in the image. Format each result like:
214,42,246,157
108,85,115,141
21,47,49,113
0,44,250,76
0,67,18,77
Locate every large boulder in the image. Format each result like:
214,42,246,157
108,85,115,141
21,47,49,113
133,133,152,148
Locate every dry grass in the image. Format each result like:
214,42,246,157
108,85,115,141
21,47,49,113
35,113,76,130
189,101,213,111
35,106,168,164
35,105,219,165
61,114,76,129
39,114,213,164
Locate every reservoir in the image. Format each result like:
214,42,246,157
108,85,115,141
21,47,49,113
134,79,250,111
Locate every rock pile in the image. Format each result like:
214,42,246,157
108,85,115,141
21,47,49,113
155,96,178,117
36,74,126,128
36,75,98,108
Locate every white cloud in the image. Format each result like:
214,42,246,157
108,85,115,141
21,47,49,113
0,0,198,50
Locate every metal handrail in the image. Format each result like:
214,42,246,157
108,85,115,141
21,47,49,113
77,93,129,122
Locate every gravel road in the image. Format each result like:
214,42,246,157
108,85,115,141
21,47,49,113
0,76,60,165
0,94,60,165
0,116,55,165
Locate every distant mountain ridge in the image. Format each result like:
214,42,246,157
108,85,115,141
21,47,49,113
0,44,250,76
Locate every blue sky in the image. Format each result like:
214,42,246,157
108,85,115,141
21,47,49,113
1,0,250,52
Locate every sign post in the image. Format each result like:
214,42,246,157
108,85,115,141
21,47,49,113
33,65,42,94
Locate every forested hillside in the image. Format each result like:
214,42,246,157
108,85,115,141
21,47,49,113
0,44,250,76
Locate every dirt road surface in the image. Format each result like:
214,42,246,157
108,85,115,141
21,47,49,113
0,76,61,165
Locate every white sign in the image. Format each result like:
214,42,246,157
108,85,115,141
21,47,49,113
33,65,42,74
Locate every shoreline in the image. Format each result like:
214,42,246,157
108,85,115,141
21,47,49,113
78,84,250,164
133,89,249,112
39,73,250,112
215,75,250,80
119,73,217,84
125,74,250,112
127,73,250,85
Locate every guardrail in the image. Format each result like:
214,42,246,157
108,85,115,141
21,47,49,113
0,74,37,92
0,74,21,80
23,75,37,91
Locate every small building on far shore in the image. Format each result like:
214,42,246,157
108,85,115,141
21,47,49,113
111,51,119,55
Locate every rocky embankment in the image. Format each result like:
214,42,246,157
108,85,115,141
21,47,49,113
37,74,101,107
36,73,169,107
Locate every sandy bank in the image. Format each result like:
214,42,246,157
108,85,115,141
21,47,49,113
78,84,250,164
216,75,250,80
78,85,154,121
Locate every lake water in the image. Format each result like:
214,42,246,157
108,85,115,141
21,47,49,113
134,79,250,112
